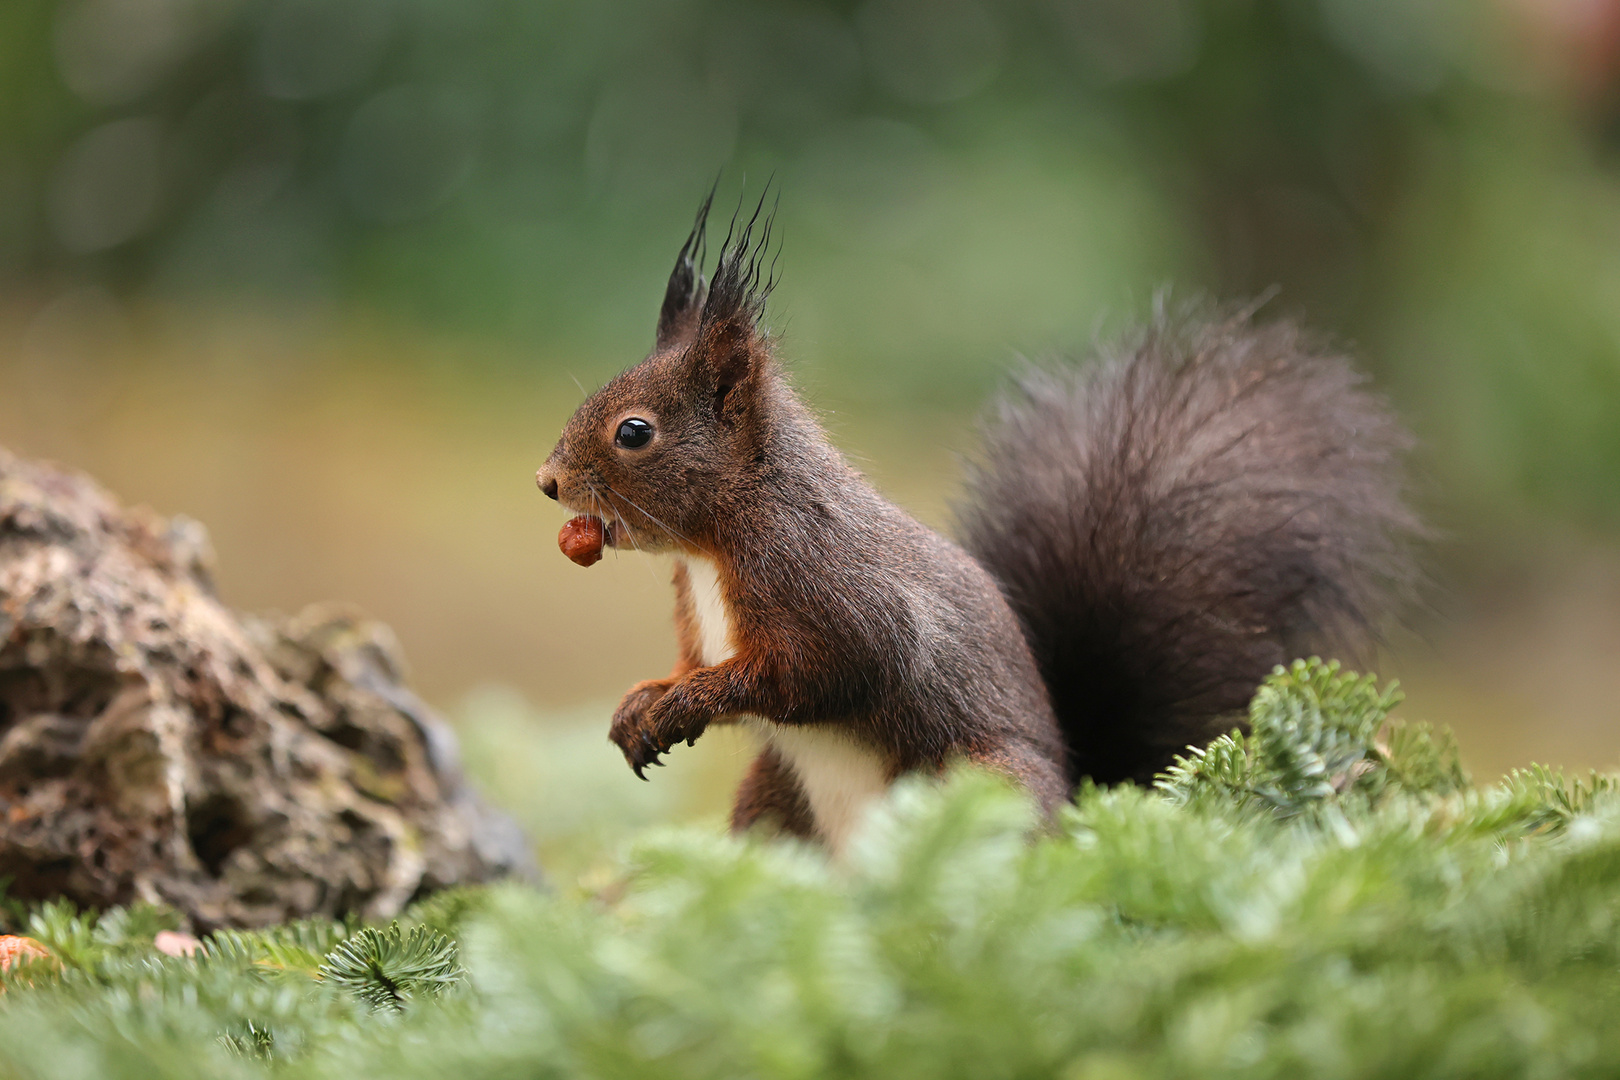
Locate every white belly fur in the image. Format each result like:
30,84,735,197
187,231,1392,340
681,555,890,856
684,555,733,670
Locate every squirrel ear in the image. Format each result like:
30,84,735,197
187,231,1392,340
687,184,779,407
655,187,716,351
691,316,759,410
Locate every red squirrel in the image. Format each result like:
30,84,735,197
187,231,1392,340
534,188,1418,854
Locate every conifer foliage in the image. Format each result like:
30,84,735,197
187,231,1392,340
1156,659,1471,816
3,658,1620,1079
317,924,464,1013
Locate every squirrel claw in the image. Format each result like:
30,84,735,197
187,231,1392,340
626,730,668,778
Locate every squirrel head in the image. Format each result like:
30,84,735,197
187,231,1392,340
537,186,781,555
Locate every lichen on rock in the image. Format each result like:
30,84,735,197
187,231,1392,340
0,446,534,928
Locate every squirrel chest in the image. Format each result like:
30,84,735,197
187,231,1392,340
680,555,889,854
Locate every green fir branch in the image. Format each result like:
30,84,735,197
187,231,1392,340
317,923,465,1012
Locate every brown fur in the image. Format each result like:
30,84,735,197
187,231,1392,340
536,192,1419,844
669,561,701,675
730,746,817,839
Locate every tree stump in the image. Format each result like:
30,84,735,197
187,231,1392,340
0,446,535,928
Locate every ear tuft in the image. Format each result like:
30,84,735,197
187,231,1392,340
655,182,717,351
699,181,781,340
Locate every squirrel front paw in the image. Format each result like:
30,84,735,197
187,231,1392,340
609,679,674,780
609,677,713,780
646,683,710,753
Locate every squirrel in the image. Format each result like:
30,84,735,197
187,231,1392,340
534,188,1419,855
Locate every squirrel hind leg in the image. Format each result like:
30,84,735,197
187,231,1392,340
964,739,1070,816
730,746,816,841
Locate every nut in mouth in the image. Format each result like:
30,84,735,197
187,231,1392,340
558,515,609,566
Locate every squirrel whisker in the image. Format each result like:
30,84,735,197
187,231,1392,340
600,482,702,552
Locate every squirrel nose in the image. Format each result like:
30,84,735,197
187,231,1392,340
536,468,559,501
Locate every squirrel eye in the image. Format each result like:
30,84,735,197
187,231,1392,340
615,417,654,449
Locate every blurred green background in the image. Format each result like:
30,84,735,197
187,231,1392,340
3,0,1620,872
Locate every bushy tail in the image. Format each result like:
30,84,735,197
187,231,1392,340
957,310,1421,785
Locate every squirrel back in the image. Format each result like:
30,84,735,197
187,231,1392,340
957,311,1420,784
